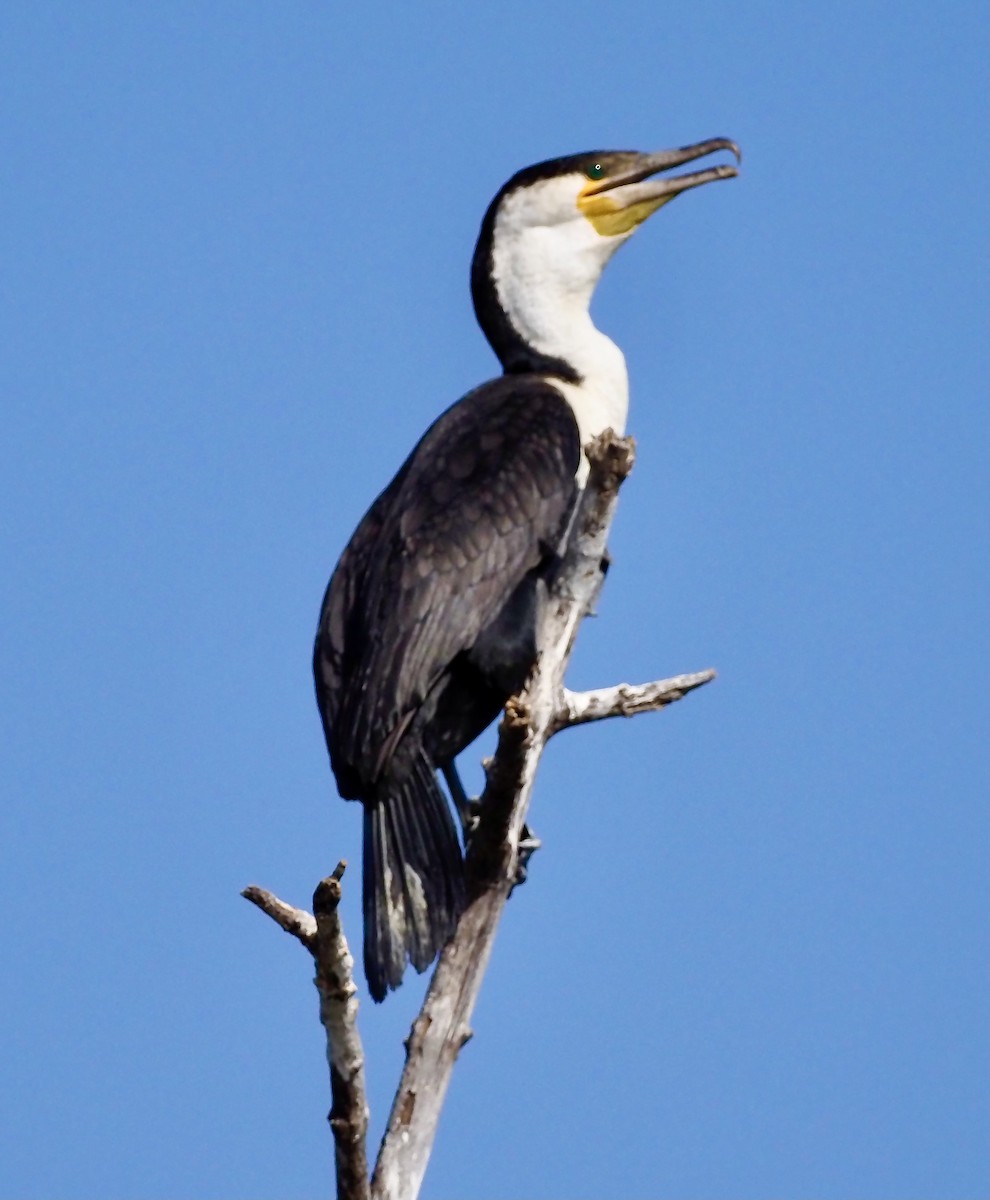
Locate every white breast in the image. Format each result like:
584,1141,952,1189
550,344,629,485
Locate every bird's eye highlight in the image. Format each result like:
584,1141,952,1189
586,162,605,180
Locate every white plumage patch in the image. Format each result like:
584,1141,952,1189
489,173,634,478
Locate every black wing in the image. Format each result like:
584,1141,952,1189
314,374,580,796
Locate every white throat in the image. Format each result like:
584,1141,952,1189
489,180,631,479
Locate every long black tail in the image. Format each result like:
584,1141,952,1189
362,750,465,1002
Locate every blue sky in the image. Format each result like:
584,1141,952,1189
1,3,986,1198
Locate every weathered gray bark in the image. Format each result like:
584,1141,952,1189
244,431,715,1200
244,866,369,1200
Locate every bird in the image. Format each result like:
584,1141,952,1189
313,139,740,1001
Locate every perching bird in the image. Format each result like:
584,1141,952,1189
314,139,739,1001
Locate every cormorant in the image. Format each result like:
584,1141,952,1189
314,139,739,1001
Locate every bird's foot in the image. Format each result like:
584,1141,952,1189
457,796,483,842
442,762,483,844
510,824,542,893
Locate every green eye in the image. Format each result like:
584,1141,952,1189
586,162,605,180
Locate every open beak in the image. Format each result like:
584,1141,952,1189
578,137,740,235
585,137,741,200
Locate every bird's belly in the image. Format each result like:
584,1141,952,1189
423,571,544,766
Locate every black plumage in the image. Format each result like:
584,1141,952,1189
314,378,580,1001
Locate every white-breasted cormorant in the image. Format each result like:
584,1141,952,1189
314,140,740,1000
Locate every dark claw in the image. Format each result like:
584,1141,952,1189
442,762,481,843
510,823,542,893
460,798,482,841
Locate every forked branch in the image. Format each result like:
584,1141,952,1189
242,866,369,1200
369,431,714,1199
244,431,716,1200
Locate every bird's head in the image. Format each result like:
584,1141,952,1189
472,138,740,375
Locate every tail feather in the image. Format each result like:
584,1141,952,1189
363,750,465,1002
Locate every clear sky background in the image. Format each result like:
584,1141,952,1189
1,4,986,1199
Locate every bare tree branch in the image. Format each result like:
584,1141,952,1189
552,669,717,733
241,885,316,950
370,430,644,1200
313,867,370,1200
246,431,718,1200
242,867,370,1200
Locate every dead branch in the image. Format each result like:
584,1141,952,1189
371,430,715,1199
314,867,370,1200
552,669,717,733
242,865,369,1200
245,430,717,1200
242,885,316,950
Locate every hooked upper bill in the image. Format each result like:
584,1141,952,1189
578,137,741,237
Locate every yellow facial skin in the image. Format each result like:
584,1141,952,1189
577,185,675,237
